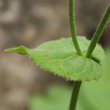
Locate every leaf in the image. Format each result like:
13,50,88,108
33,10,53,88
28,84,72,110
5,36,105,81
28,48,110,110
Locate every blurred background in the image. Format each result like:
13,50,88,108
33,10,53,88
0,0,110,110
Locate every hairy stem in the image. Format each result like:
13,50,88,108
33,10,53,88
69,81,82,110
69,0,82,55
86,4,110,58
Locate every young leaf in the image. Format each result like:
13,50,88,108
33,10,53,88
5,37,104,81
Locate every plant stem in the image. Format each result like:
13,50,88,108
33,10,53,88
69,0,82,109
69,0,82,55
86,4,110,58
69,81,82,110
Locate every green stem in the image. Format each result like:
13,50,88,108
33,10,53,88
69,81,82,110
86,4,110,58
69,0,82,55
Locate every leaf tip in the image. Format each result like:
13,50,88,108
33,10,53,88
4,46,27,55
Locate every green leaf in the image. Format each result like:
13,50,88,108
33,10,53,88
28,48,110,110
5,36,105,81
28,84,72,110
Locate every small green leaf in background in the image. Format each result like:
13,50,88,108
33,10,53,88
5,36,104,81
28,84,72,110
